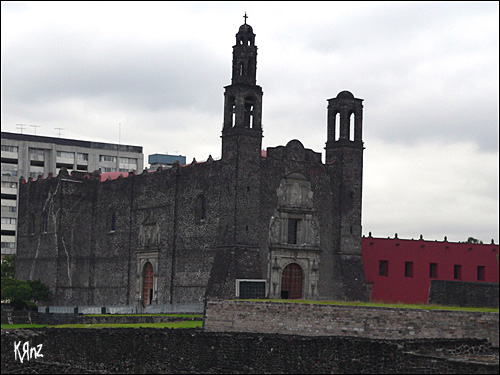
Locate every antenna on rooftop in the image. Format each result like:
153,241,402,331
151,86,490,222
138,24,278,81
16,124,27,134
55,127,64,138
117,123,121,170
30,124,40,135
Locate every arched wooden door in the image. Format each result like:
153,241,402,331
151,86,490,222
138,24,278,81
142,262,154,307
281,263,303,299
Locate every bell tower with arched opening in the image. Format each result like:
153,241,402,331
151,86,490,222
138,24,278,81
325,90,367,300
222,15,263,162
208,16,265,300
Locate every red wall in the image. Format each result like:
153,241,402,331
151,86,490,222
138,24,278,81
362,237,499,304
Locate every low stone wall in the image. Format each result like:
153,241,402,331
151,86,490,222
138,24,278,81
1,310,201,325
204,300,500,346
429,280,499,308
1,328,498,374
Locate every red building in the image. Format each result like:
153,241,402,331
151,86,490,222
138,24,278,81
362,235,499,304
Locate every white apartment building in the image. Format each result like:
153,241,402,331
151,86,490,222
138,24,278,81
1,132,144,258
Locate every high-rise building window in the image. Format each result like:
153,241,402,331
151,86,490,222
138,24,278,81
57,151,74,158
30,148,45,155
77,153,88,161
1,181,17,189
1,145,18,153
100,155,116,162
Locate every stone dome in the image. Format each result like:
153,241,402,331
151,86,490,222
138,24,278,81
238,23,254,34
337,90,355,99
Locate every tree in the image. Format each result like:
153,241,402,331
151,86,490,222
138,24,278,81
467,237,483,244
27,279,52,304
1,277,33,310
1,254,16,278
1,255,51,310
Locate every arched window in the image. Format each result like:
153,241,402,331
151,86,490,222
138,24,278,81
226,96,236,128
111,212,116,231
29,214,35,235
335,113,340,141
244,97,255,128
349,113,355,141
42,212,48,233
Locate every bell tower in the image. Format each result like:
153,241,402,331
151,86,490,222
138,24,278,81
207,16,264,300
222,14,263,161
325,90,368,301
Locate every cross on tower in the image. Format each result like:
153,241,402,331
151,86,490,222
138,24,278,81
243,12,248,24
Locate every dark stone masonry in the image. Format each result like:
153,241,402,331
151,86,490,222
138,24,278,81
1,328,498,374
15,20,368,308
203,300,500,347
429,280,499,308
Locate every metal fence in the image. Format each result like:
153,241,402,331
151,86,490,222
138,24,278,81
38,303,204,314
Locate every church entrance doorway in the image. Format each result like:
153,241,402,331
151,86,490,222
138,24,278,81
142,262,154,307
281,263,303,299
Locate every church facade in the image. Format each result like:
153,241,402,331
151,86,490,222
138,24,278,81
15,21,369,307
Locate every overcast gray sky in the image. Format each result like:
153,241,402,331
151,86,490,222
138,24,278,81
1,1,498,243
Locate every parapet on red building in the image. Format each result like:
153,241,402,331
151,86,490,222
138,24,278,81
362,235,499,305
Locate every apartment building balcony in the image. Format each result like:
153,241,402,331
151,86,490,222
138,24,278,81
30,154,45,162
1,150,18,160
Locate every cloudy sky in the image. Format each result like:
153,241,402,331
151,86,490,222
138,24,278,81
1,1,498,243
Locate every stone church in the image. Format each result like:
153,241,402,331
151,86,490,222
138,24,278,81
15,20,369,308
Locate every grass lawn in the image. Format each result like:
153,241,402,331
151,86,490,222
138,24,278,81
1,321,202,330
236,299,499,313
1,324,48,329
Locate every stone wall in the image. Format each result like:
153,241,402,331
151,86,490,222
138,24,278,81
203,300,500,346
1,328,498,374
429,280,499,308
1,310,202,325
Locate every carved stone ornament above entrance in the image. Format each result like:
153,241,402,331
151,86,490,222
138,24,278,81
139,211,160,248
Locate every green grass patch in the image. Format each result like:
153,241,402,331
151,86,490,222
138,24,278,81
236,299,499,313
53,321,202,329
1,324,48,329
2,321,202,330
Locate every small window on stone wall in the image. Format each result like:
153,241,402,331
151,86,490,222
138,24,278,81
236,280,266,299
287,218,300,244
379,260,389,277
42,212,48,233
29,214,35,235
454,265,462,280
195,195,206,223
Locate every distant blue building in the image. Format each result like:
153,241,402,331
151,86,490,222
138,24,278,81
148,154,186,169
